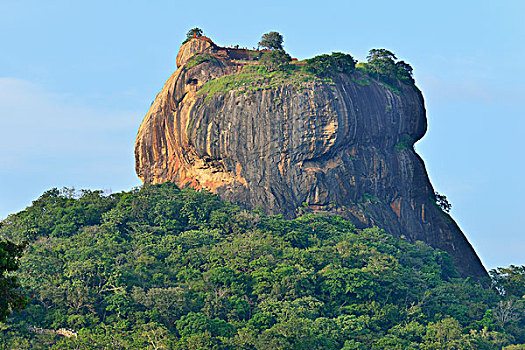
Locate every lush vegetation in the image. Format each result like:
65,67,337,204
182,28,415,100
0,183,524,349
192,48,412,101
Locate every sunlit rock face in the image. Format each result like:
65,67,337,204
135,38,487,279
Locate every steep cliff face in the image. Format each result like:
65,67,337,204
135,38,487,279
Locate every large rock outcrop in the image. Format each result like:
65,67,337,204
135,38,487,279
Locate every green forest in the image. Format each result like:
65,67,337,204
0,184,524,349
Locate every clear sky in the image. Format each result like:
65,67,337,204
1,0,523,270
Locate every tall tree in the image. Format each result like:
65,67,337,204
258,31,284,50
366,48,397,81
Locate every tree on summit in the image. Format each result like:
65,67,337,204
364,48,414,84
258,31,290,71
186,27,203,39
366,48,397,81
258,31,284,50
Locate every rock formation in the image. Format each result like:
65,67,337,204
135,37,487,279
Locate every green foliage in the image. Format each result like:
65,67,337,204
351,76,371,86
491,265,525,298
0,239,28,322
186,53,220,69
305,52,356,77
258,31,284,50
362,193,380,203
1,187,116,241
490,266,525,343
434,192,452,213
184,39,416,100
259,50,291,71
394,135,415,151
0,183,523,348
358,48,415,87
186,27,203,39
182,27,205,45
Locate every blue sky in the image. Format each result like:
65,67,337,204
1,0,523,270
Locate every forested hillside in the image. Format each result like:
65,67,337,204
0,184,524,349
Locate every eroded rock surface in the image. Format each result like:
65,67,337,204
135,38,487,279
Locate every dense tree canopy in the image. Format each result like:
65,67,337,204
0,184,523,349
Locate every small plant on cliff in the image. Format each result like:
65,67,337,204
394,135,415,151
434,191,452,213
258,31,284,50
362,193,380,203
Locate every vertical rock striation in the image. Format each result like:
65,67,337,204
135,38,487,279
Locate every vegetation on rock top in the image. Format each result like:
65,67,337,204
305,52,356,77
182,27,205,44
182,30,415,100
258,31,284,51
